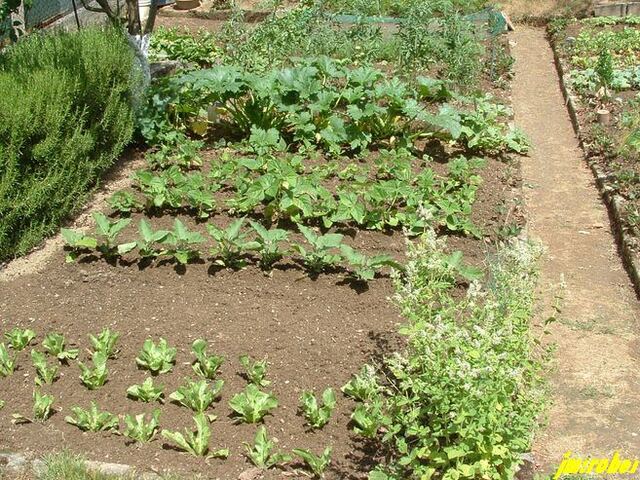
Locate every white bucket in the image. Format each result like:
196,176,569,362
138,0,155,33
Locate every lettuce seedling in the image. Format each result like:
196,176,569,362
61,229,98,263
191,339,224,380
208,218,259,268
340,245,401,282
12,390,55,424
136,338,176,375
239,354,270,387
136,219,171,258
300,388,336,430
342,365,381,402
78,351,109,390
350,399,388,438
229,384,278,423
93,212,134,258
163,219,205,265
108,191,142,215
5,328,36,351
169,379,224,413
65,402,119,432
42,333,78,362
123,409,161,443
292,447,332,478
161,413,228,458
31,350,58,386
127,377,164,403
249,221,289,271
243,426,292,469
0,400,4,410
291,225,343,273
0,343,16,377
88,328,120,359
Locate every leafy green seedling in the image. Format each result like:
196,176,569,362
208,218,259,268
191,339,224,380
12,390,55,424
42,333,78,362
351,400,388,438
339,245,401,282
161,413,228,458
0,343,16,376
61,229,98,262
5,328,36,351
108,191,142,214
170,379,224,413
239,354,270,387
88,328,119,359
31,350,59,385
163,218,205,265
93,212,135,258
249,221,289,271
300,388,336,429
78,352,108,390
123,409,161,443
0,400,4,410
136,219,171,258
341,365,381,402
127,377,164,403
65,402,119,432
136,338,176,374
229,384,278,423
243,426,292,469
293,447,332,478
291,225,343,273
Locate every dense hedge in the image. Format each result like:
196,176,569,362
0,27,138,262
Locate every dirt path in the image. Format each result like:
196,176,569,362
511,27,640,474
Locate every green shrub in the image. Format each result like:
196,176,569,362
0,27,138,261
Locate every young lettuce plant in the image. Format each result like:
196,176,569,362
163,219,205,265
61,229,98,262
339,245,401,282
350,399,389,438
243,426,292,469
292,447,332,478
93,212,135,258
42,333,78,362
300,388,336,430
31,350,59,385
291,225,343,273
127,377,164,403
88,328,119,359
5,328,36,351
136,338,176,375
0,343,16,377
239,354,270,387
161,413,229,459
123,409,161,443
169,379,224,414
12,390,55,424
342,365,381,402
229,384,278,424
78,352,109,390
65,402,119,432
136,219,171,259
249,221,289,271
191,339,224,380
208,218,259,268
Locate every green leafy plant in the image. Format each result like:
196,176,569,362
93,212,134,258
78,352,109,390
300,388,336,429
239,354,270,387
341,365,381,402
61,229,98,263
292,225,343,273
191,339,224,380
88,328,119,358
12,390,55,424
350,399,388,438
249,221,289,271
31,350,59,385
340,245,401,282
0,400,4,410
42,333,78,362
163,219,205,265
170,379,224,414
0,343,16,376
161,413,229,458
229,384,279,423
108,191,141,215
127,377,164,403
123,409,161,443
293,447,332,478
135,219,171,259
65,402,119,432
243,426,292,469
136,338,176,375
208,218,259,268
4,327,36,351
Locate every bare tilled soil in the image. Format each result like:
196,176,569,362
0,148,517,479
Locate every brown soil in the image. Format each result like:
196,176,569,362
511,26,640,475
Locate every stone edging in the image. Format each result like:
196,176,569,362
549,35,640,298
157,5,271,22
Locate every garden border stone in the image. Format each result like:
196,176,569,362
549,34,640,298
